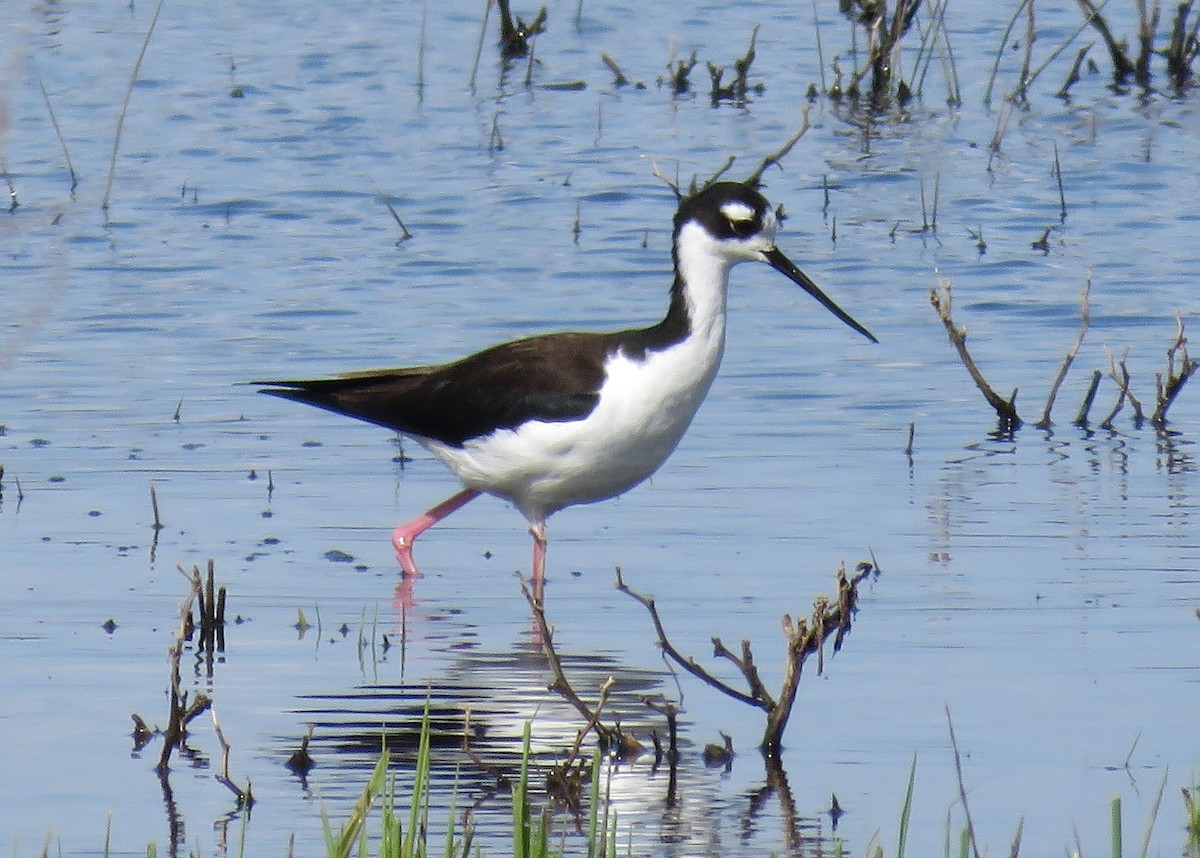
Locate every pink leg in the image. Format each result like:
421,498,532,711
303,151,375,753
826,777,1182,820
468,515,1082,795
529,521,547,602
391,488,482,575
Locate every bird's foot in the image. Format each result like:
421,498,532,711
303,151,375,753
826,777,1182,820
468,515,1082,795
391,528,421,577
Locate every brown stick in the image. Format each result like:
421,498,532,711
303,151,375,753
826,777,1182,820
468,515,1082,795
1035,273,1091,429
930,274,1021,426
615,568,760,707
618,562,875,756
1151,313,1198,427
1101,347,1144,427
212,709,253,807
517,575,618,746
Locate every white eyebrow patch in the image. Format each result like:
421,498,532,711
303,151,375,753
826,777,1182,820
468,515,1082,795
719,201,755,222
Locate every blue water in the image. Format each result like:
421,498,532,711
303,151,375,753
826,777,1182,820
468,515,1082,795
2,0,1199,855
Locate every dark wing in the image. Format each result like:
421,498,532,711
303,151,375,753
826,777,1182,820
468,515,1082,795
256,331,614,447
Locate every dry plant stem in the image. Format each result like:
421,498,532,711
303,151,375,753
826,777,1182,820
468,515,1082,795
614,568,758,707
102,0,166,211
1101,347,1144,427
1076,0,1137,81
984,0,1032,105
1035,274,1090,429
150,484,163,529
1074,369,1103,425
1054,143,1067,219
377,192,414,243
617,563,872,757
212,709,252,807
1014,0,1035,103
158,566,213,772
935,0,963,104
468,0,491,91
1165,2,1200,86
33,64,77,192
744,112,810,188
945,706,982,858
641,696,680,764
1151,313,1198,426
517,576,617,746
601,53,630,86
930,275,1021,426
1019,11,1104,97
1057,42,1095,97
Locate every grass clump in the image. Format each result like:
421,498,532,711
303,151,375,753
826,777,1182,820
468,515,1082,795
321,708,618,858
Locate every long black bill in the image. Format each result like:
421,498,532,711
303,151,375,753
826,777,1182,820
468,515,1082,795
763,246,877,343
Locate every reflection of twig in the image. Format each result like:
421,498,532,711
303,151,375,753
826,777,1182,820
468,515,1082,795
930,274,1021,428
1035,273,1090,429
1152,313,1198,427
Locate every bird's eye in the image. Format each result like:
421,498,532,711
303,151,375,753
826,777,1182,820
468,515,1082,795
728,217,755,238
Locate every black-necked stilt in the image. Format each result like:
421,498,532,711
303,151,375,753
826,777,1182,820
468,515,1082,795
257,181,875,596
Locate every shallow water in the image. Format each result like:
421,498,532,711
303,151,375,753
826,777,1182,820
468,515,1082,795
2,0,1199,855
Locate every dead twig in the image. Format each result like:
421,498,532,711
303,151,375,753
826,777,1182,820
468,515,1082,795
33,63,78,193
157,566,213,772
377,192,414,245
601,53,630,86
517,575,621,751
745,111,811,189
1076,0,1138,83
615,568,758,707
946,706,982,858
930,274,1021,428
708,24,761,105
1035,273,1091,429
1100,347,1143,428
103,0,167,212
212,709,253,807
617,561,875,757
1073,369,1103,426
1152,313,1198,428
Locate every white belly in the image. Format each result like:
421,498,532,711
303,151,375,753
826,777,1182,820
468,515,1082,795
422,329,725,523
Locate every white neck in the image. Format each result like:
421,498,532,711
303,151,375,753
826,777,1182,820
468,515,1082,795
673,220,735,345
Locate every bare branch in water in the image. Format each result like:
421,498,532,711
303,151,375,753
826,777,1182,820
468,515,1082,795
617,561,875,758
1152,313,1199,427
1036,273,1091,429
930,274,1021,428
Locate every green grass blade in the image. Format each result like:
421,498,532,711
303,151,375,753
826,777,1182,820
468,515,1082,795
441,764,461,858
898,752,917,858
327,751,390,858
1111,795,1123,858
513,721,532,858
587,747,602,857
403,704,433,858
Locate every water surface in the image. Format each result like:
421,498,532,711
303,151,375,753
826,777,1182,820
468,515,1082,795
2,0,1199,855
